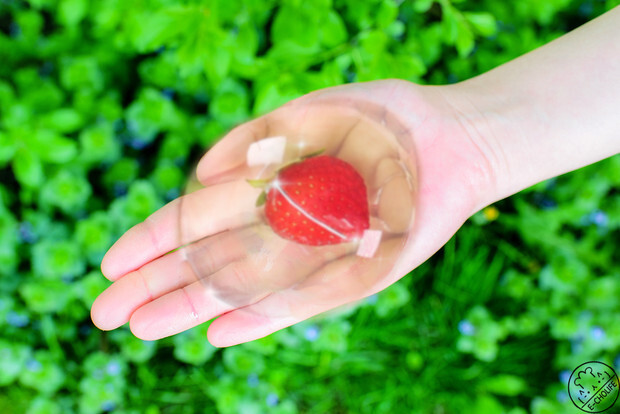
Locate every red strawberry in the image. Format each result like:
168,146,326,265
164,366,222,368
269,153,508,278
252,155,369,246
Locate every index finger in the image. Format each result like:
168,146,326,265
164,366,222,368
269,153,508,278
100,179,262,281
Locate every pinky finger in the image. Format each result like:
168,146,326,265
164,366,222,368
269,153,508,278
206,238,402,347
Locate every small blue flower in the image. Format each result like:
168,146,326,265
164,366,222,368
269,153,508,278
112,183,128,197
590,210,609,228
533,192,557,210
590,326,606,341
161,89,175,100
247,373,259,387
106,361,121,376
26,359,42,372
18,222,37,243
38,61,53,78
366,294,378,304
458,320,476,336
9,22,20,38
557,390,569,403
79,324,92,336
128,137,149,150
112,119,125,132
266,393,279,407
578,1,594,17
304,325,320,342
165,188,180,201
6,311,29,328
101,400,116,412
559,370,571,385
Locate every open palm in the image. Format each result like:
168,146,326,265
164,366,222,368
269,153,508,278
91,80,495,347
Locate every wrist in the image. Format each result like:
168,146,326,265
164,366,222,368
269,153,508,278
447,7,620,207
445,80,525,206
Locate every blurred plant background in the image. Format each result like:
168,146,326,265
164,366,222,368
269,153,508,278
1,0,619,413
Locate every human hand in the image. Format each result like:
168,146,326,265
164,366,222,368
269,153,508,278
91,80,498,347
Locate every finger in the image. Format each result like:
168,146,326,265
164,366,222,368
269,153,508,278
206,238,404,347
196,116,269,186
128,232,356,340
91,229,250,330
100,179,262,281
335,114,401,185
196,99,362,187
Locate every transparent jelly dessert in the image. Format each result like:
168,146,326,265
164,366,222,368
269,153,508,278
176,97,418,320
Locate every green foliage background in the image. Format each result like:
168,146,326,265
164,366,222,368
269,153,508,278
1,0,619,413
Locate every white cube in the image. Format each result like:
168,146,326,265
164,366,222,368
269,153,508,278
246,136,287,167
356,230,382,258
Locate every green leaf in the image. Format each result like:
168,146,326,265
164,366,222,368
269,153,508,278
392,54,427,79
223,346,265,374
319,10,348,47
58,0,88,26
464,12,498,37
0,209,19,274
480,375,528,396
455,16,475,58
413,0,435,13
157,133,191,164
0,340,30,386
0,81,16,110
246,179,269,189
312,320,351,353
130,11,186,53
173,323,217,365
253,76,302,116
468,395,506,414
232,22,259,66
359,30,389,56
376,0,399,29
26,397,62,414
73,270,110,308
79,123,121,165
75,211,113,264
13,149,44,188
301,148,326,159
31,129,78,163
209,79,249,126
19,279,71,313
405,351,424,371
126,88,184,142
19,350,66,394
31,238,85,280
374,280,411,318
150,162,184,198
0,131,17,167
271,6,321,50
60,56,104,93
112,330,157,363
204,42,232,86
255,191,266,207
21,80,64,113
124,180,163,222
440,4,459,44
103,158,140,192
40,168,92,214
40,108,84,133
79,352,127,413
